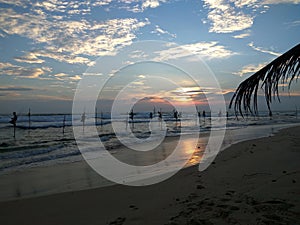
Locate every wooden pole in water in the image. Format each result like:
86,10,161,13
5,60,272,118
13,124,16,138
11,112,17,138
28,108,31,132
95,107,98,125
81,111,86,133
62,115,66,134
129,108,134,129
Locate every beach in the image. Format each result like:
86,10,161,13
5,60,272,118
0,125,299,224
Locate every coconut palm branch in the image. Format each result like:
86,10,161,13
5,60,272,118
229,43,300,116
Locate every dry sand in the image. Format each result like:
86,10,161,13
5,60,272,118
0,126,299,225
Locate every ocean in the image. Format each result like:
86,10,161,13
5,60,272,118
0,110,299,176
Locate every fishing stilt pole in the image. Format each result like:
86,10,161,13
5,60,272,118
62,115,66,134
10,112,17,138
95,107,97,124
13,124,16,138
28,108,31,133
81,111,86,133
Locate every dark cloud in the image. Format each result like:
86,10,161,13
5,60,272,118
0,87,34,91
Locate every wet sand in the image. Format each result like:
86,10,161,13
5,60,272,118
0,126,299,225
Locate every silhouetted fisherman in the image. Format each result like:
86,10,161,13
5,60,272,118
202,110,206,118
129,109,134,128
150,112,153,119
173,110,179,122
9,112,17,138
129,109,134,120
158,109,163,130
158,110,162,120
28,108,31,131
198,111,201,118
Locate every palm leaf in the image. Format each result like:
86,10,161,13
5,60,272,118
229,43,300,116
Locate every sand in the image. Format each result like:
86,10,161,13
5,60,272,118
0,126,299,225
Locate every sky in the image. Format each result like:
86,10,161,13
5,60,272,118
0,0,299,114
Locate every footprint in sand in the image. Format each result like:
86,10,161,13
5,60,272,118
108,217,126,225
129,205,138,210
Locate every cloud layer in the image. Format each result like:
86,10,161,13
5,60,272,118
155,42,235,61
0,7,149,66
203,0,300,33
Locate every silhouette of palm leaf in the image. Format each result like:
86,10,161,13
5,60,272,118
230,43,300,116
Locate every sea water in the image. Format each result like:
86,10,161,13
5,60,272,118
0,111,299,175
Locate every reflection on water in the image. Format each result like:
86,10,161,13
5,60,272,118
0,111,299,200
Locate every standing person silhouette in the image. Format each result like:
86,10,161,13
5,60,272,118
202,110,206,124
129,109,134,129
9,112,17,125
158,110,162,120
158,109,162,130
173,110,178,122
9,112,17,138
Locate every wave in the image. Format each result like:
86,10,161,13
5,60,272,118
0,111,299,173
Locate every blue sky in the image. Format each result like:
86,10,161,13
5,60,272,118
0,0,299,113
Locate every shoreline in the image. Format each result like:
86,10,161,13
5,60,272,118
0,125,299,224
0,122,299,202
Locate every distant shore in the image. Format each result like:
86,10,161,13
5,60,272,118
0,125,299,224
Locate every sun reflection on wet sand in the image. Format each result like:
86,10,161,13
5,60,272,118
178,136,208,167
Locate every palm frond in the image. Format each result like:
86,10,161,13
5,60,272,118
229,43,300,116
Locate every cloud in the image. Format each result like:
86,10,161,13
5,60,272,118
118,0,169,12
24,50,95,66
263,0,300,4
53,73,82,81
0,62,14,69
69,75,82,81
203,0,300,34
32,0,111,15
154,41,236,61
151,25,176,39
232,0,260,8
232,31,251,39
142,0,162,9
92,0,112,7
0,0,25,7
233,62,268,76
0,62,51,78
0,7,150,65
248,42,281,56
70,18,150,57
14,52,45,64
5,68,48,78
286,20,300,28
0,86,35,91
54,73,68,77
203,0,254,33
128,50,149,59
